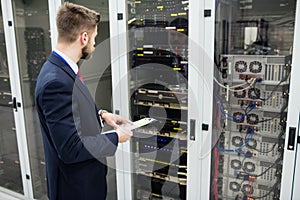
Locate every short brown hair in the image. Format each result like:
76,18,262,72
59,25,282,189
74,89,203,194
56,2,100,43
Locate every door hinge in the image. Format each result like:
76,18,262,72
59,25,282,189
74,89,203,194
204,9,211,17
117,13,123,20
12,97,21,111
202,123,209,131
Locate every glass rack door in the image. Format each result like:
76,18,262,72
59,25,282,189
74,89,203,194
126,0,189,199
0,2,23,195
11,0,51,198
211,0,297,199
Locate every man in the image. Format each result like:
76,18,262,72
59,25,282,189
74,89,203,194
35,3,132,200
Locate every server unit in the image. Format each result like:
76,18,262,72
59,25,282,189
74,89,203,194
210,0,300,199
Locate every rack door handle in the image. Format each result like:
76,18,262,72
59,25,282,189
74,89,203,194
190,119,196,141
287,127,296,151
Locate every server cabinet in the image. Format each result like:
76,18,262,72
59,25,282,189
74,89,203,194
127,0,189,197
114,0,189,199
109,0,214,199
110,0,300,199
210,0,300,199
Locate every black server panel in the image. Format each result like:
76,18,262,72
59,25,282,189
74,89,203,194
127,0,189,199
0,30,11,107
24,28,47,101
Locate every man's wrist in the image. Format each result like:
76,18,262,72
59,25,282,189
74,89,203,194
98,110,108,127
98,109,108,118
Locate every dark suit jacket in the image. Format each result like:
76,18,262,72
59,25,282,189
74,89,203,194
35,52,118,200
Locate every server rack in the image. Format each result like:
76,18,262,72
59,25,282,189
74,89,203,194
211,54,291,199
210,0,300,199
110,0,300,199
0,27,10,107
109,0,205,199
0,0,299,199
24,28,47,103
126,1,188,199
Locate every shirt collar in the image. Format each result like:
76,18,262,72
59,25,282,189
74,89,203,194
53,49,79,74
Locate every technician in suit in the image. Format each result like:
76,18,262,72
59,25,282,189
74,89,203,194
35,3,132,200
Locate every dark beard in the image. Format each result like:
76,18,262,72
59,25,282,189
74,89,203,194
81,45,92,60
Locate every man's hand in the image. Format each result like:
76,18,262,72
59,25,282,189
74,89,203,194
100,112,133,143
100,112,132,129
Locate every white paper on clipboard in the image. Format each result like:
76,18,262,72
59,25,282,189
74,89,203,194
123,117,157,130
102,118,157,134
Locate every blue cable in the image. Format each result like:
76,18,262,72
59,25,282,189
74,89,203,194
217,101,256,122
217,128,254,157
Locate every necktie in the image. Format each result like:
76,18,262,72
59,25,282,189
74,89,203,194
77,70,84,83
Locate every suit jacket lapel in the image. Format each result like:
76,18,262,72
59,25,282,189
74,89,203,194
73,78,96,107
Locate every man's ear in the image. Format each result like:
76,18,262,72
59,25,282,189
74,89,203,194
80,32,89,46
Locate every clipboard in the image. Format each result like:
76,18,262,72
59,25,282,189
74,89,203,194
102,117,157,134
123,117,157,130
